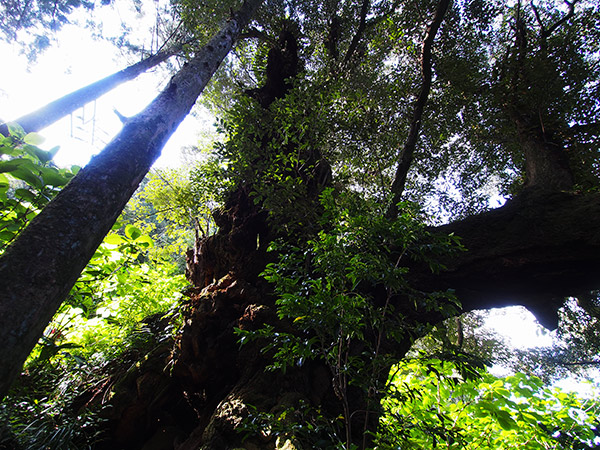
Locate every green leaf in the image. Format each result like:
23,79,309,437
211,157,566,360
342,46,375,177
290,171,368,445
134,234,153,247
48,145,60,159
104,234,124,245
6,122,25,138
0,173,9,189
125,224,142,240
0,230,15,241
0,142,19,156
495,410,517,431
10,167,42,189
24,132,45,146
0,158,27,173
14,188,36,202
23,144,51,164
40,166,69,186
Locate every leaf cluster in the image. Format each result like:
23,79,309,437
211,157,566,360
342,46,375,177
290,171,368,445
0,123,79,255
0,223,185,449
379,359,600,449
238,188,462,446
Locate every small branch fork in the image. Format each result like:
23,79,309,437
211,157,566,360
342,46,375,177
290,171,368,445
530,0,578,41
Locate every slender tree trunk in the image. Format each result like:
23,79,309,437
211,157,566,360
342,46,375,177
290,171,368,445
0,45,180,136
386,0,451,219
0,0,263,400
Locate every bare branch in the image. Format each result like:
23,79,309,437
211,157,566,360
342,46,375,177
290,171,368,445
544,0,577,37
240,27,276,45
386,0,452,218
530,0,546,35
549,359,600,366
342,0,371,67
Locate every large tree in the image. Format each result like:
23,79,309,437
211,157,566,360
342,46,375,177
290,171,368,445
1,0,599,448
93,1,600,448
0,0,263,400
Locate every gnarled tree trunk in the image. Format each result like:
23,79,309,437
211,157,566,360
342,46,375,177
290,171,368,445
96,188,600,449
97,29,373,450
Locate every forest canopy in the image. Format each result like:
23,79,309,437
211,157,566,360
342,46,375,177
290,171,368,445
0,0,599,448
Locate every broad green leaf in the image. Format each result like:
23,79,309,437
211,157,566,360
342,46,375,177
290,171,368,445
24,132,45,146
6,122,25,138
6,221,23,231
0,173,9,188
23,144,51,164
14,188,36,202
0,230,15,241
495,410,517,431
125,224,142,240
0,158,27,173
48,146,60,158
134,234,154,247
40,166,69,186
104,234,124,245
10,167,42,189
0,143,19,156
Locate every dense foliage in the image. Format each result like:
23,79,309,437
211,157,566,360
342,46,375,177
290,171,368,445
381,359,599,449
1,0,600,448
0,126,186,448
0,124,77,254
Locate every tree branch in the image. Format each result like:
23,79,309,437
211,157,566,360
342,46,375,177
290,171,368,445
239,27,276,45
342,0,371,67
418,190,600,329
544,0,577,38
550,359,600,366
530,0,546,35
386,0,451,218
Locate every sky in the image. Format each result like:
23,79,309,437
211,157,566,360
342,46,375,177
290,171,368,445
0,0,213,168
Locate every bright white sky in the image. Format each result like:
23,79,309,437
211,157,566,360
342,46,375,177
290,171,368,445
0,0,213,168
485,306,553,348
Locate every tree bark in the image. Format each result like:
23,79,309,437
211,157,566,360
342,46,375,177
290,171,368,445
514,114,574,190
0,45,181,136
98,30,349,450
502,6,575,191
422,189,600,328
0,0,263,400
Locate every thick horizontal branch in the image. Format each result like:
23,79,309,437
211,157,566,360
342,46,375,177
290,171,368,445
420,190,600,329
